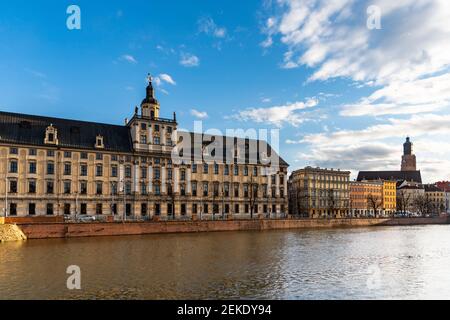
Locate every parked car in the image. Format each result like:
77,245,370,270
78,215,96,222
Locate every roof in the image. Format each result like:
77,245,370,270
0,111,133,152
0,111,288,167
424,184,443,192
176,132,289,167
357,171,422,183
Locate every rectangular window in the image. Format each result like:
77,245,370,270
80,203,87,215
125,166,132,178
29,161,37,174
153,136,160,145
29,203,36,216
203,204,208,214
10,203,17,216
192,204,198,214
244,166,249,176
234,184,239,197
96,165,103,177
167,126,172,133
141,167,147,179
168,168,173,180
234,166,239,176
140,135,147,144
111,182,118,195
29,148,37,156
154,125,160,132
155,184,161,195
46,181,54,194
64,181,71,194
203,163,209,174
192,164,197,173
111,154,118,162
214,163,219,175
9,180,17,193
81,152,88,159
181,170,186,181
112,203,117,215
64,163,71,175
141,203,147,216
80,181,87,195
203,182,209,197
141,183,147,195
111,165,118,177
181,204,186,215
96,204,103,215
28,180,36,194
126,204,132,216
96,153,103,160
10,147,18,155
224,165,229,176
245,204,249,213
154,167,160,179
253,167,258,176
235,204,240,214
155,203,161,215
46,203,54,216
141,123,147,130
64,151,72,158
96,182,103,195
47,162,54,175
64,203,71,215
9,160,18,173
125,182,132,195
192,182,197,196
47,150,55,157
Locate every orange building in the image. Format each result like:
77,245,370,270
350,181,383,217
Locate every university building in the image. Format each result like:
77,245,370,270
0,77,289,218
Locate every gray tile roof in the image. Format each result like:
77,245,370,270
0,111,133,152
357,170,422,183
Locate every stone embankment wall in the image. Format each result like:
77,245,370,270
17,216,449,240
0,224,27,242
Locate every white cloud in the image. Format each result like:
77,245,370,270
296,113,450,182
265,0,450,115
190,109,208,119
157,73,176,85
231,98,318,127
180,53,200,67
198,17,227,38
120,54,137,64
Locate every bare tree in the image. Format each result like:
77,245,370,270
413,194,432,216
367,193,382,218
397,189,411,215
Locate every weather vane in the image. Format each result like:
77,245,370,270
147,73,153,84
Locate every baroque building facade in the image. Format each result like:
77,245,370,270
0,77,288,218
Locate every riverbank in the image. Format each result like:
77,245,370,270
0,224,27,242
4,216,446,240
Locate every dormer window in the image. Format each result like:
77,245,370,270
45,124,58,145
95,135,104,149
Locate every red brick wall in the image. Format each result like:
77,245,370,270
5,216,64,224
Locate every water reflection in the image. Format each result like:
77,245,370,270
1,225,450,299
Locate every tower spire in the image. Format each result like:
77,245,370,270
141,73,160,119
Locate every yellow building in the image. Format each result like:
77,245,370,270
382,180,397,215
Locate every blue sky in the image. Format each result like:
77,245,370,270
1,0,449,182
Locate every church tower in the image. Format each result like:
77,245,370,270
401,137,417,171
141,74,160,119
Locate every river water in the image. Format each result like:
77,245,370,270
1,225,450,300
